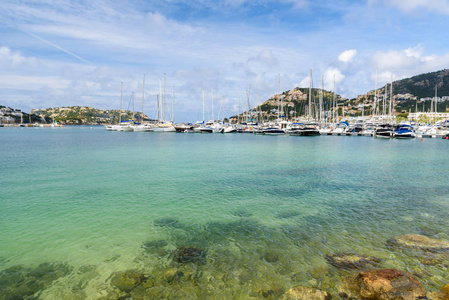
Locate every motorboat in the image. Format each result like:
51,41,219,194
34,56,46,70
392,124,415,139
288,123,320,136
330,121,349,135
261,127,285,135
174,123,194,133
346,124,364,136
374,124,394,139
221,125,237,133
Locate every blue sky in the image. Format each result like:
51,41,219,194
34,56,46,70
1,0,449,121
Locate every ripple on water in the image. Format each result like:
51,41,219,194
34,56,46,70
2,129,449,298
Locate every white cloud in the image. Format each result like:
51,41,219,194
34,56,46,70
389,0,449,15
0,46,39,69
370,45,449,87
323,67,345,91
0,75,70,89
338,49,357,63
247,49,279,67
372,45,439,70
299,75,309,88
404,44,423,58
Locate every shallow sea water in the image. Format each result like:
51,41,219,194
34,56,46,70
0,126,448,299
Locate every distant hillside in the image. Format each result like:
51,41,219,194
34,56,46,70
230,87,343,121
392,69,449,98
31,106,150,125
352,69,449,115
0,106,42,124
233,70,449,121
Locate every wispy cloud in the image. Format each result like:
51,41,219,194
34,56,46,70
25,31,92,64
388,0,449,15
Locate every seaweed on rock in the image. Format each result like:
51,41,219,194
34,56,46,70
153,217,182,228
174,246,206,264
0,262,72,300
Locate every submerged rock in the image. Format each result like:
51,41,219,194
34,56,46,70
142,239,168,250
428,284,449,300
153,217,181,228
280,286,332,300
0,262,72,300
325,253,382,270
262,251,280,263
163,268,184,283
417,252,449,266
341,269,427,300
442,283,449,296
174,246,206,264
418,226,440,237
111,270,145,293
387,234,449,252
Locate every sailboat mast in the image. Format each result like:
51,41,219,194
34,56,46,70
333,75,336,124
384,82,387,117
279,74,282,121
142,74,145,123
211,89,214,121
390,76,393,122
361,78,364,121
163,73,166,123
308,69,312,122
278,74,280,121
246,89,250,124
435,85,438,124
132,92,135,123
237,85,240,124
157,94,160,122
319,75,324,124
373,68,377,118
159,78,162,123
172,86,175,124
202,89,205,122
119,81,123,124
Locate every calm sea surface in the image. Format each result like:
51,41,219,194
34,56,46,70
1,126,448,299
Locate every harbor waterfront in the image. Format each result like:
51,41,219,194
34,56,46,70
1,126,449,299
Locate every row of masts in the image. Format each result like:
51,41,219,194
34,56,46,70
118,74,175,125
116,71,443,126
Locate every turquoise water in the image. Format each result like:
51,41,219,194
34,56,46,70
1,127,448,299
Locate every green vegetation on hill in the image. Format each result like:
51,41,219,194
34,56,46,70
31,106,151,125
392,69,449,98
1,106,151,125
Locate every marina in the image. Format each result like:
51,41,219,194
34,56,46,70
99,120,449,139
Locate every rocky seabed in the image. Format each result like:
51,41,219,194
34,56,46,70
1,232,449,300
